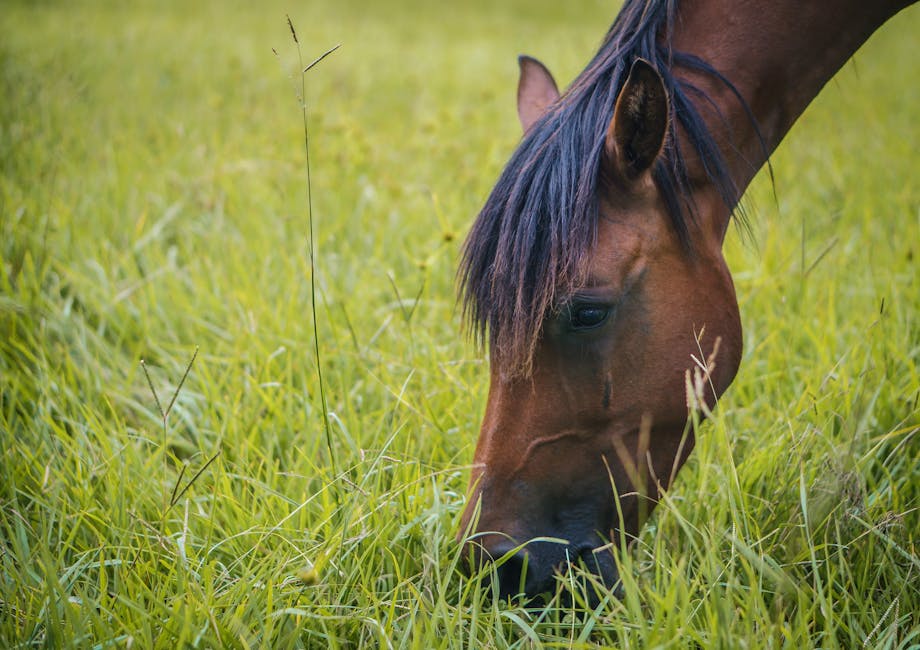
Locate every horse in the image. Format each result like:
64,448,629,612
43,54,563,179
457,0,916,600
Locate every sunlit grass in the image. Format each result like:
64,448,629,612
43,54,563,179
1,0,917,646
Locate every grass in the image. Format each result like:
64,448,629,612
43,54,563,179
1,0,917,646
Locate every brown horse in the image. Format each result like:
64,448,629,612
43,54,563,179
457,0,916,599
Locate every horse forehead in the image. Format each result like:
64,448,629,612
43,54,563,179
587,207,669,279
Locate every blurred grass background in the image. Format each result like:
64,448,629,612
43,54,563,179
1,0,917,646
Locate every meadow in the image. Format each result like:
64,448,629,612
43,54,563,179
1,0,917,647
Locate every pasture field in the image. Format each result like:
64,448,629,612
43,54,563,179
1,0,917,647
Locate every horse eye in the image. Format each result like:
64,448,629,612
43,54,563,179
569,304,610,330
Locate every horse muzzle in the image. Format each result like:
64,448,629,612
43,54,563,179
461,531,622,602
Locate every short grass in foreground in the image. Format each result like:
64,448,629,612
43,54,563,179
1,0,917,647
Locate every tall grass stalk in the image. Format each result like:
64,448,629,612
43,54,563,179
287,16,340,485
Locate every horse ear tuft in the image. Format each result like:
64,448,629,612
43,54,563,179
517,55,560,133
604,58,669,179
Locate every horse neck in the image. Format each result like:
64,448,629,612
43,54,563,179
670,0,914,213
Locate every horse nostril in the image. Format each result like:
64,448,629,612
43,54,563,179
466,539,532,599
494,547,528,598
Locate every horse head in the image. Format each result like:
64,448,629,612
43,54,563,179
458,55,743,600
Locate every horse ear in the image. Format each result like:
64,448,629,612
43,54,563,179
517,55,560,132
604,59,669,179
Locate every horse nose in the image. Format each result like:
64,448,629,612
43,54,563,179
463,535,622,601
464,538,535,599
491,542,528,598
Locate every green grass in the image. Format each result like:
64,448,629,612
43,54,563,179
1,0,917,646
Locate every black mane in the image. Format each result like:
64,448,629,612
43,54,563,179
458,0,751,374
